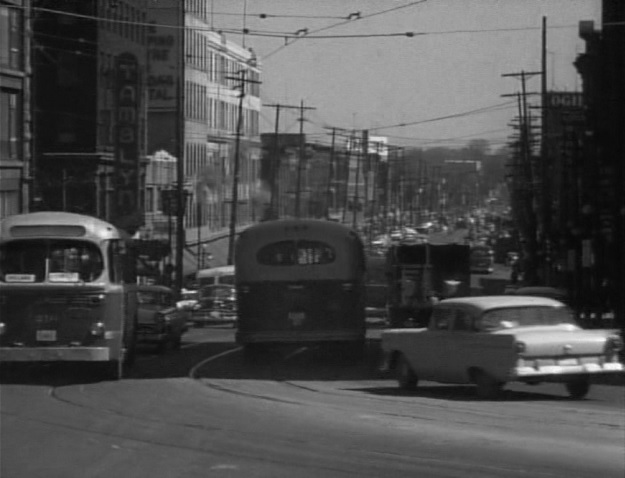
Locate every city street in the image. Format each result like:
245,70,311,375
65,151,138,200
1,326,624,478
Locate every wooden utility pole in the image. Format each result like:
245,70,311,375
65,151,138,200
325,127,336,217
351,131,362,229
226,70,261,265
503,69,542,285
174,3,185,296
294,100,316,218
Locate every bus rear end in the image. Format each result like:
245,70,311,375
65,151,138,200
235,220,366,351
236,278,365,346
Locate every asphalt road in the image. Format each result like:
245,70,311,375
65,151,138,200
1,326,624,478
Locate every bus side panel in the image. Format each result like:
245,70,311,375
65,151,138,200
236,280,366,344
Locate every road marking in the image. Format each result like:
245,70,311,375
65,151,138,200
189,346,242,379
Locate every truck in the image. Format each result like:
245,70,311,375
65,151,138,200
386,242,471,328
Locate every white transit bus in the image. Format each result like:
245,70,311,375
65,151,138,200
0,212,138,380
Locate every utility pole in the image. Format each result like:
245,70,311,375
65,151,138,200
351,131,362,229
226,70,261,265
503,69,542,285
174,3,185,296
342,136,352,224
325,127,336,218
540,16,551,284
265,102,312,219
322,126,352,220
361,130,369,232
270,104,281,219
294,100,316,218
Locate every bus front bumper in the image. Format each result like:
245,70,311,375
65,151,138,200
0,347,110,362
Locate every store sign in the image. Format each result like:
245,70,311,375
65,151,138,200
547,92,583,109
147,3,179,110
114,53,141,232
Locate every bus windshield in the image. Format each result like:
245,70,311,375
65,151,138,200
0,239,104,283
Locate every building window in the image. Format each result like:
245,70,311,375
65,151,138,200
0,5,23,69
0,89,21,160
146,186,154,213
0,190,20,218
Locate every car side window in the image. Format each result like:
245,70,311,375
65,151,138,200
431,307,454,331
452,310,474,332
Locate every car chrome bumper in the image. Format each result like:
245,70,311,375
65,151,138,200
0,347,110,362
514,361,624,378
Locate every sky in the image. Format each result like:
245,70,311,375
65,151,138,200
211,0,602,151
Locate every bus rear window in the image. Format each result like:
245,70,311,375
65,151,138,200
0,240,104,283
257,240,336,266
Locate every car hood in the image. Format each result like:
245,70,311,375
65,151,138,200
493,325,616,357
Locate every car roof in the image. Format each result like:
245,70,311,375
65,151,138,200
437,295,565,311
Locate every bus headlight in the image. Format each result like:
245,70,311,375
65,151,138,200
0,322,5,336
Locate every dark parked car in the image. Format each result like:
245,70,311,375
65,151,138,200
137,285,188,352
191,284,237,327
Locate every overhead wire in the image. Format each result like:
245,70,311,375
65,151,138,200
261,0,428,59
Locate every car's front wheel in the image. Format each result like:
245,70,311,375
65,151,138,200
565,377,590,399
396,354,418,390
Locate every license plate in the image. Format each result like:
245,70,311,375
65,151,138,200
559,358,578,366
36,330,57,341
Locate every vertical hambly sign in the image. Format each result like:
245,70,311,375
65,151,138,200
147,5,178,110
115,53,140,231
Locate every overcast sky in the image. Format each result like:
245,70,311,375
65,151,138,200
211,0,602,150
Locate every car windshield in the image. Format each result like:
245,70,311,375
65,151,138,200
479,306,577,331
0,239,104,283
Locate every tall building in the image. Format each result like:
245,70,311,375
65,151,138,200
31,0,149,234
572,0,625,328
0,0,31,219
146,1,261,259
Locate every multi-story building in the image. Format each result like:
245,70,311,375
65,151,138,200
31,0,149,234
0,0,30,219
571,0,625,328
146,0,261,258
